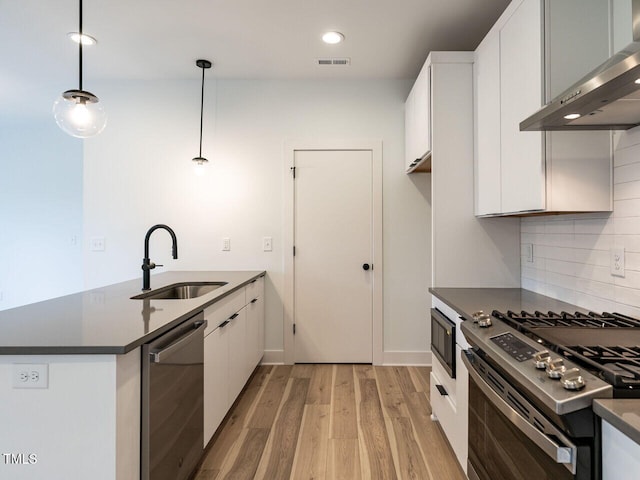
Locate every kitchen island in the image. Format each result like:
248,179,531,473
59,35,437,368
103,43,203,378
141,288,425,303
0,271,264,480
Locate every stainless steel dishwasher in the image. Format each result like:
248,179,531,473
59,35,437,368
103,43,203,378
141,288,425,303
141,313,207,480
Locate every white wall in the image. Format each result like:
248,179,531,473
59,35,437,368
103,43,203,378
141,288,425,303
522,128,640,316
83,78,431,356
0,120,83,310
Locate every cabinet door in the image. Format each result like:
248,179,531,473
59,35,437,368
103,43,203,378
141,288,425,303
499,0,545,213
204,325,229,447
227,306,247,406
246,295,264,368
404,86,417,170
413,64,431,160
404,63,431,171
474,30,502,215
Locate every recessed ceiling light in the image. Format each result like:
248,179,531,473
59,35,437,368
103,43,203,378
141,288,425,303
635,78,640,84
67,32,97,45
564,113,581,120
322,31,344,45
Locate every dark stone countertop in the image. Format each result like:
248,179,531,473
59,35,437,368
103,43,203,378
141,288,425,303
0,270,264,354
429,287,589,321
594,399,640,445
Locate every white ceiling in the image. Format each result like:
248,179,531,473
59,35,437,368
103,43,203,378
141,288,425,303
0,0,510,117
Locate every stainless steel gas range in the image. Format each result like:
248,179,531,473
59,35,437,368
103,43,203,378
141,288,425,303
461,308,640,480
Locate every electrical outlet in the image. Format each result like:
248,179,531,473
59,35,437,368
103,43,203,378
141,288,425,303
222,237,231,251
12,364,48,389
523,243,533,263
263,236,273,252
90,236,105,251
611,247,625,277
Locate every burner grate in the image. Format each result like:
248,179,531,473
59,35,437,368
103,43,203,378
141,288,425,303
492,310,640,329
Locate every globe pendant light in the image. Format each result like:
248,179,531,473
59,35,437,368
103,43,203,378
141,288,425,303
192,59,212,174
53,0,106,138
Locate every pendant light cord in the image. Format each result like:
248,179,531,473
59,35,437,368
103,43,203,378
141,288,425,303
78,0,83,91
199,65,205,158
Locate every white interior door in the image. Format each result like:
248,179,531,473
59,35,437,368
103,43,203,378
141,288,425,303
293,149,373,363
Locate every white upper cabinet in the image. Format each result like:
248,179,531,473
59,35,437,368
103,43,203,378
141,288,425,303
474,0,613,216
405,61,431,172
474,24,502,215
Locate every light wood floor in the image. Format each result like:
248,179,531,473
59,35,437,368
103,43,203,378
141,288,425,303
195,364,466,480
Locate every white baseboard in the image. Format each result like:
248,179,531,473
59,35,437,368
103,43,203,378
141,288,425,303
261,349,431,366
382,351,431,366
261,349,285,365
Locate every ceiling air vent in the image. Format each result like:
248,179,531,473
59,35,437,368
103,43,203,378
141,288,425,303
316,58,351,66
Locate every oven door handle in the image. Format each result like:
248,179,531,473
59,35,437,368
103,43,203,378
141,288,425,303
462,352,577,474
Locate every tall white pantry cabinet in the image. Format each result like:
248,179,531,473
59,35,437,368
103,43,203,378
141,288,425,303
405,51,521,474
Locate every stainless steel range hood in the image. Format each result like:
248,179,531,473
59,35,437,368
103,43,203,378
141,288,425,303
521,0,640,131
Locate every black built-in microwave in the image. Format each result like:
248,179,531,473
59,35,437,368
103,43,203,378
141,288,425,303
431,308,456,378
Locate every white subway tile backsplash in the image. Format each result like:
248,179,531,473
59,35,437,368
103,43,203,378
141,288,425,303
573,218,613,235
614,235,640,253
573,248,609,267
613,143,640,167
625,252,640,271
572,233,613,251
614,180,640,200
614,217,640,235
613,198,640,218
574,263,611,283
615,162,640,184
545,259,576,276
521,137,640,317
522,139,640,314
575,278,615,299
544,220,574,234
544,233,575,248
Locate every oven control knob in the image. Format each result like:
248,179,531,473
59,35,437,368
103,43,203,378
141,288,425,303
472,311,492,328
546,358,566,379
533,351,551,369
560,368,586,391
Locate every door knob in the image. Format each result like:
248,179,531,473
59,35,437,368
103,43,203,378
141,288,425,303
362,263,370,271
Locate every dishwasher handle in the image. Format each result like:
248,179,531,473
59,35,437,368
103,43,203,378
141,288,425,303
150,320,207,363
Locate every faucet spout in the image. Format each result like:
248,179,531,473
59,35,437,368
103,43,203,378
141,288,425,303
142,224,178,291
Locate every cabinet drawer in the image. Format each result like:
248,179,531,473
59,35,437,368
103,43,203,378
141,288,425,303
203,288,245,336
246,276,264,301
430,371,466,472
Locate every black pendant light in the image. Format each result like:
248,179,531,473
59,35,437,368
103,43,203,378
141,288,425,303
53,0,106,138
193,59,212,172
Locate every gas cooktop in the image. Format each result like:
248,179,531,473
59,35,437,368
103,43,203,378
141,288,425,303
492,310,640,396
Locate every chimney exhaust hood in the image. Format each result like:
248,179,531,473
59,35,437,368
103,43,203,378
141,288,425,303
520,0,640,131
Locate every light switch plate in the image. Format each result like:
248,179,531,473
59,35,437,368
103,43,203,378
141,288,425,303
523,243,533,263
610,247,625,277
222,237,230,251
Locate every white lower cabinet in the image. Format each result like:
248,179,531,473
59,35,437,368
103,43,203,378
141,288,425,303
204,321,229,445
430,298,470,474
227,306,247,405
203,277,265,447
601,420,640,480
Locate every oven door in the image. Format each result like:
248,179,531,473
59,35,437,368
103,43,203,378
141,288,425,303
463,350,580,480
431,308,456,378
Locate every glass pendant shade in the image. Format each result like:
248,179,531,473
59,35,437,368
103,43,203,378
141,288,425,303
53,90,107,138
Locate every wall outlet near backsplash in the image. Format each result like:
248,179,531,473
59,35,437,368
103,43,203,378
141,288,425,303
611,247,625,278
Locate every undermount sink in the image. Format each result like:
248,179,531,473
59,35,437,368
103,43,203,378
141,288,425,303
131,282,227,300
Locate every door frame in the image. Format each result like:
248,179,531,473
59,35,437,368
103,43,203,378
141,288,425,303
283,140,383,365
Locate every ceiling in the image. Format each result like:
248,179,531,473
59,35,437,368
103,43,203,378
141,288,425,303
0,0,510,118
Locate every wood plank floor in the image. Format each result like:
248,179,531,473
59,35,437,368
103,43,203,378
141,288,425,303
196,365,466,480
